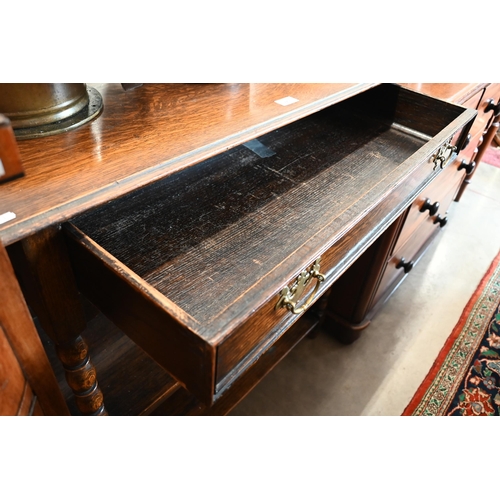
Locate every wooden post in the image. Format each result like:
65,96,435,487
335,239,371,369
8,226,107,415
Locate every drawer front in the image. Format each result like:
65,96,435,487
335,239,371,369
215,137,467,389
215,262,324,391
372,216,439,308
371,158,464,310
393,159,465,256
216,241,341,390
460,83,500,161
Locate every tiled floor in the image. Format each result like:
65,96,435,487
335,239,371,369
230,161,500,416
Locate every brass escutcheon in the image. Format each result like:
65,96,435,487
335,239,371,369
275,258,325,314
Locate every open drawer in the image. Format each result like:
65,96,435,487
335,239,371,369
63,84,476,405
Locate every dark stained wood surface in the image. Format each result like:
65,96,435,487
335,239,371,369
324,142,470,344
8,226,86,343
455,83,500,200
393,159,465,255
71,100,422,324
41,299,320,416
0,83,376,246
64,228,216,403
69,85,475,340
0,83,483,414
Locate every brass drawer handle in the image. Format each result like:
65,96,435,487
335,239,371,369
275,258,325,314
432,139,456,170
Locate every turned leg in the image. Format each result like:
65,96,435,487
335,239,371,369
8,225,107,415
55,336,106,415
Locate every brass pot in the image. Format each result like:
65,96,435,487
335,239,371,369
0,83,90,129
0,83,103,139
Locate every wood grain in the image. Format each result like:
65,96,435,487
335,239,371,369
69,85,475,338
0,243,69,415
0,324,28,415
0,83,489,415
71,98,422,325
403,83,500,203
150,310,321,416
393,159,465,255
454,83,500,200
0,83,376,246
325,148,469,343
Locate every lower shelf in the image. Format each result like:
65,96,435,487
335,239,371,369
37,300,179,416
38,297,321,416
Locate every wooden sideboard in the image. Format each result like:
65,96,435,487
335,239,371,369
0,82,497,415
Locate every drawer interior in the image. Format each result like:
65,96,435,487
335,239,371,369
65,84,475,402
68,85,467,331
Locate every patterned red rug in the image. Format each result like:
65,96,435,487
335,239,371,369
481,145,500,168
403,250,500,416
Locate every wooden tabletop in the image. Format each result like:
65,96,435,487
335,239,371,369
0,83,376,246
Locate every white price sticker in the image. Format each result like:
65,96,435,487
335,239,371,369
274,96,299,106
0,212,16,225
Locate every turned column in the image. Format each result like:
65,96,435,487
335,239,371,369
8,225,107,415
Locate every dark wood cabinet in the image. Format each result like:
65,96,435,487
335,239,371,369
62,84,474,406
1,82,496,415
